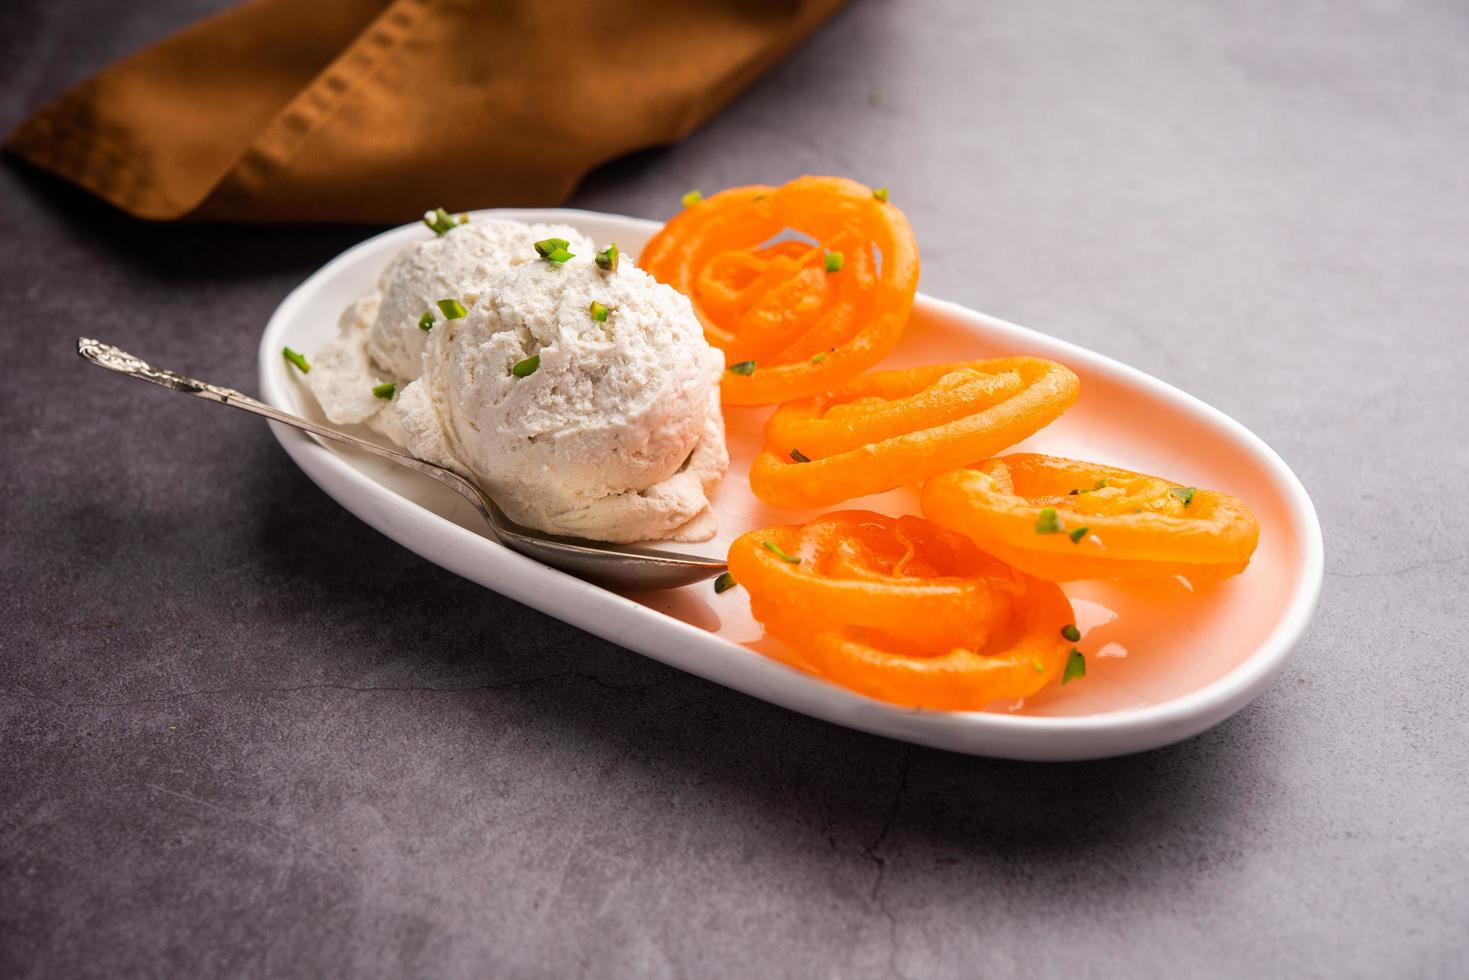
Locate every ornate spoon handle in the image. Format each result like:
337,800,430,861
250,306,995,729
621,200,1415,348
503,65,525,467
75,337,501,528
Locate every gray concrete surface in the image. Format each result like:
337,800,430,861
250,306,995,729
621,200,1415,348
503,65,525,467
3,1,1467,977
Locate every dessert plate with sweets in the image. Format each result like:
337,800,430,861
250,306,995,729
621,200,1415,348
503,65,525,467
259,178,1322,761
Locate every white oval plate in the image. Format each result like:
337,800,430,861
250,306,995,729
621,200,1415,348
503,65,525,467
258,208,1322,761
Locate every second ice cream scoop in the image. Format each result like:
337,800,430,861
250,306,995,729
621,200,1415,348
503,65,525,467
398,255,728,543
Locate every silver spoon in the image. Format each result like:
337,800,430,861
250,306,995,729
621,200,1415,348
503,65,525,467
77,338,729,591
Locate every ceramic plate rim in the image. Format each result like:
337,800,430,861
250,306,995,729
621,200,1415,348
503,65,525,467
256,207,1323,760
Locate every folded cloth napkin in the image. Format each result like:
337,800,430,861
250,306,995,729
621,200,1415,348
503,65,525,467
5,0,846,223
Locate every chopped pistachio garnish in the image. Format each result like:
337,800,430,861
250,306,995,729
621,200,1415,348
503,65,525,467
595,243,620,271
873,187,890,203
789,448,811,463
588,300,610,322
1035,507,1062,534
824,251,844,273
1062,648,1086,684
511,355,540,378
1061,624,1081,642
1171,486,1198,507
762,540,801,564
728,360,757,376
437,298,468,319
1033,658,1045,674
282,347,310,373
418,310,435,332
1068,526,1090,544
1070,479,1108,496
681,190,703,208
713,571,738,594
534,238,574,263
372,382,396,400
811,351,829,363
422,207,465,236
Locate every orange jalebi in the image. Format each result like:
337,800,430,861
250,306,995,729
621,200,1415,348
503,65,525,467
748,358,1079,508
638,176,920,405
727,511,1076,710
921,453,1260,582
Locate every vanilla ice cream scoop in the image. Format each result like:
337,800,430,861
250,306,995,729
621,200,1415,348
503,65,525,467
308,215,592,444
368,218,594,380
397,258,728,543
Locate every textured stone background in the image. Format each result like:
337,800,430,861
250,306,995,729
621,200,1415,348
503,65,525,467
3,1,1466,977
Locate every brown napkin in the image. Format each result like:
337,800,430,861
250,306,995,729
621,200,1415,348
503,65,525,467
5,0,846,223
